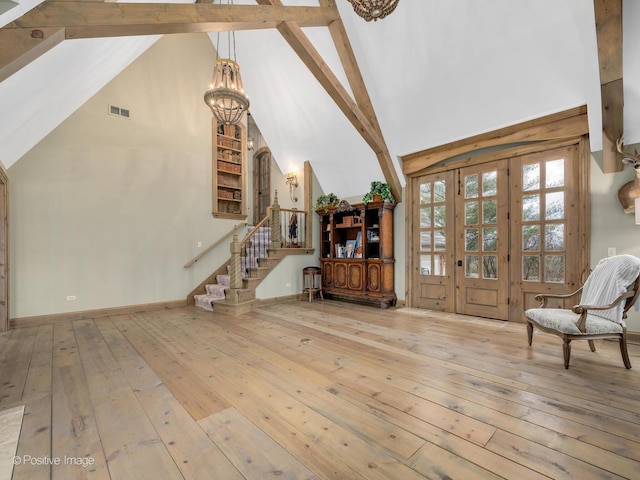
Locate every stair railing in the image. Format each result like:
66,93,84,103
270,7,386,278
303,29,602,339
227,191,307,303
280,207,306,248
184,222,248,268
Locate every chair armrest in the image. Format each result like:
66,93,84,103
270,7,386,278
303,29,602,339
571,290,635,332
535,287,583,308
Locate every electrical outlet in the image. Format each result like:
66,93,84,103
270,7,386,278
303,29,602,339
608,247,616,257
285,282,291,287
197,241,202,248
66,295,76,301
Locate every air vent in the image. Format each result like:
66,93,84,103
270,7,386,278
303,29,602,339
108,104,130,119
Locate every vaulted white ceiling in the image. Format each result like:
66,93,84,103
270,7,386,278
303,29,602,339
1,1,639,199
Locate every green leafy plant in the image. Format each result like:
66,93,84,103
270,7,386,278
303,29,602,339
315,192,339,212
362,181,395,204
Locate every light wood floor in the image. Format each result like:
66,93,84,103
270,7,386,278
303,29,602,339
2,300,640,479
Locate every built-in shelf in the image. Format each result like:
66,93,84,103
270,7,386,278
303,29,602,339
212,120,247,219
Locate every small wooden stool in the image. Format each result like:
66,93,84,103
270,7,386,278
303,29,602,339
302,266,323,302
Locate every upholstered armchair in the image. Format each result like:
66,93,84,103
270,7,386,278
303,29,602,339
525,254,640,369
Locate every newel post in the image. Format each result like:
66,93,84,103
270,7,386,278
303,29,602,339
271,190,282,249
228,224,243,303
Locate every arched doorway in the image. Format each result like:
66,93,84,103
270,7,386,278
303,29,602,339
253,147,271,225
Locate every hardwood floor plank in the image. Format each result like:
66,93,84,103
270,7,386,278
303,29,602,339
22,324,52,402
199,406,319,480
499,402,640,462
487,429,635,479
407,440,504,480
11,395,52,480
110,314,230,420
51,321,110,479
73,319,184,480
98,317,244,480
0,327,37,408
11,325,53,480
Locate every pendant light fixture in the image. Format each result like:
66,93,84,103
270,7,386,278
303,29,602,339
347,0,399,22
204,0,249,125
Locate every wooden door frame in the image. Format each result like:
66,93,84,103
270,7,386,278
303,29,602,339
0,164,8,331
402,107,590,318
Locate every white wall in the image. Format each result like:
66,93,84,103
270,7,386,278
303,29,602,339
9,33,242,318
590,150,640,332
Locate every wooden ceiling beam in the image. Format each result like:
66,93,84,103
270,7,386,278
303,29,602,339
323,3,401,201
594,0,624,173
0,3,338,79
0,27,65,83
258,0,401,201
7,3,339,35
273,20,384,151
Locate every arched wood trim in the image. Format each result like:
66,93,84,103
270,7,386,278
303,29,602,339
401,106,589,176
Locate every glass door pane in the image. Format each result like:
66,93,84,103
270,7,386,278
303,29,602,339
419,179,447,276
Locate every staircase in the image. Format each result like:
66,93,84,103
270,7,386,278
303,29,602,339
188,192,313,315
191,226,313,315
193,271,229,311
194,225,272,312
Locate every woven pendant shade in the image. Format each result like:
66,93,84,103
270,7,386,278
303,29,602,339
347,0,399,21
204,58,250,125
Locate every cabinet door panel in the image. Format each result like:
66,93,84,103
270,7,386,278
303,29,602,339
321,261,333,288
334,262,348,288
348,263,363,290
367,263,381,292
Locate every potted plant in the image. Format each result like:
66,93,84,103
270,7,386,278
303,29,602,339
314,192,339,213
362,181,395,204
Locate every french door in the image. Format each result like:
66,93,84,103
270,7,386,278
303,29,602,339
413,171,455,311
508,145,583,319
411,144,583,321
455,161,509,320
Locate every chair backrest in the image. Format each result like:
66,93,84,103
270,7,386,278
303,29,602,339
579,254,640,324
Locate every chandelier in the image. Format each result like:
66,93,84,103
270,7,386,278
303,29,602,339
347,0,399,22
203,1,249,125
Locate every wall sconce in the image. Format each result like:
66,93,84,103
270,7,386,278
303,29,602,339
636,197,640,225
247,135,254,151
285,172,298,202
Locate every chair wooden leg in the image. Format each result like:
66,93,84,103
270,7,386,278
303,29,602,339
526,322,533,346
619,335,632,369
588,340,596,352
562,339,571,369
